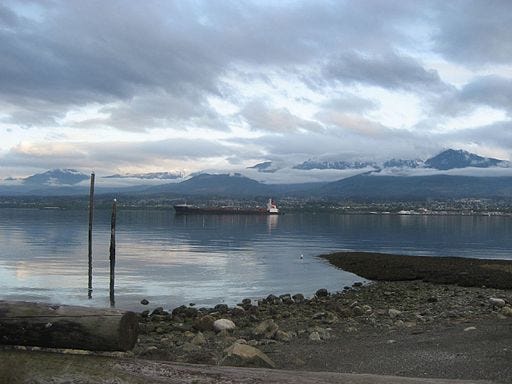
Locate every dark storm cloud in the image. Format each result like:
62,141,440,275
2,0,512,174
430,75,512,118
0,0,429,130
0,3,19,27
0,1,228,128
323,52,448,93
433,0,512,65
459,76,512,112
441,121,512,150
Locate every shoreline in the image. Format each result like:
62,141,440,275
3,252,512,383
128,252,512,382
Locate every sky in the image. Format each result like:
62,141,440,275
1,0,512,182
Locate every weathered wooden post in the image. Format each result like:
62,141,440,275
109,198,117,307
88,172,95,299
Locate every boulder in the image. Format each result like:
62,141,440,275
193,315,215,332
172,305,198,318
312,311,338,324
213,319,236,332
151,307,169,316
292,293,305,303
230,306,245,316
223,342,276,368
279,294,294,304
140,310,150,318
191,332,207,345
315,288,329,297
489,298,506,308
214,304,229,313
253,319,279,339
308,331,321,341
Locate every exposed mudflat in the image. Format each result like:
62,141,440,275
322,252,512,289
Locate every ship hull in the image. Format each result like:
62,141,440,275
174,205,279,215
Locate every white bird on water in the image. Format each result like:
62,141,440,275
300,254,304,260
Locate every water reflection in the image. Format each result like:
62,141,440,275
267,215,278,234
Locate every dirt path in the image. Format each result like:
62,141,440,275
0,349,496,384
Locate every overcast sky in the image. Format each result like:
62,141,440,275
1,0,512,180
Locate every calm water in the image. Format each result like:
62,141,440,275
0,208,511,311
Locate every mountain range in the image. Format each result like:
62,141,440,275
1,149,512,200
291,149,509,171
22,169,90,185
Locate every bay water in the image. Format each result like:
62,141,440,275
0,208,510,311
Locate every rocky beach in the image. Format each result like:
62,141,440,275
128,253,512,383
2,252,512,383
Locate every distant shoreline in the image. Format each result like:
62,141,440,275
1,205,512,217
322,251,512,289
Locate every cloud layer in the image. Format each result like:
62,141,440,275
1,0,511,180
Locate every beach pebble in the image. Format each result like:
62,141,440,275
388,308,402,319
309,331,321,341
191,332,206,345
144,346,158,353
214,304,229,313
182,342,200,352
500,306,512,317
275,330,293,342
352,306,364,316
213,318,236,332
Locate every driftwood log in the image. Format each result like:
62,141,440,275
0,301,138,351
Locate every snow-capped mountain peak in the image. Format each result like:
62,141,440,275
23,169,90,186
424,149,509,170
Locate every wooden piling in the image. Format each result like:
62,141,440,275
88,172,95,299
109,198,117,307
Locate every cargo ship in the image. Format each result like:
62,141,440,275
174,198,279,215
